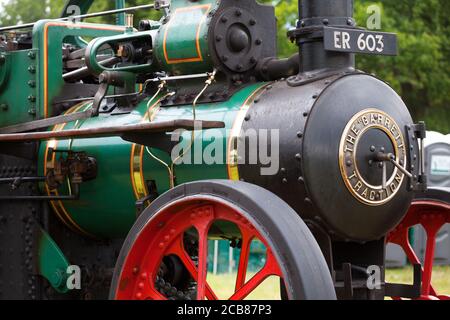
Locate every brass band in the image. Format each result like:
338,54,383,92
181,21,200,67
227,84,271,181
339,108,407,206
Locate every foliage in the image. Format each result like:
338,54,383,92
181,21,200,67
0,0,448,132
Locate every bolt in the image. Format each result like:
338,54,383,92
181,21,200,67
27,51,36,59
370,146,376,152
0,104,8,111
28,108,36,115
28,80,36,88
236,64,243,70
221,16,228,23
28,66,36,74
216,35,222,42
322,18,329,25
27,95,36,102
250,57,256,64
235,9,242,17
222,55,228,62
295,153,302,161
303,112,308,117
249,19,256,26
297,132,303,138
255,39,262,45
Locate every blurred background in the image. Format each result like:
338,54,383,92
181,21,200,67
0,0,448,133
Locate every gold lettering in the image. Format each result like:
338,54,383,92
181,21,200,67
370,113,377,124
390,183,396,193
348,171,357,180
378,114,384,125
395,173,402,184
391,125,398,137
362,116,369,126
385,118,391,129
351,125,360,136
361,188,369,198
346,135,356,145
354,180,363,192
369,190,376,201
344,144,354,153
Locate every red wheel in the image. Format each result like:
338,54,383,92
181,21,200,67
110,180,336,300
387,188,450,300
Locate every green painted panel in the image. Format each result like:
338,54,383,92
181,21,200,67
38,228,70,293
154,0,217,75
38,83,266,239
0,49,39,127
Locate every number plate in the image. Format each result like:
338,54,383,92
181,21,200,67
324,27,398,56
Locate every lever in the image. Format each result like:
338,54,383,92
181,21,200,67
376,152,413,179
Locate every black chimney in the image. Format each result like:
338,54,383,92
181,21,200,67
294,0,356,72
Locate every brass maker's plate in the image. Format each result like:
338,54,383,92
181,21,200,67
339,109,407,206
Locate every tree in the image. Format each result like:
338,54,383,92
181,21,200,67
1,0,448,132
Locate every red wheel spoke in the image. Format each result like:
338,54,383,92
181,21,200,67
230,249,281,300
196,223,210,300
166,234,218,300
235,231,254,292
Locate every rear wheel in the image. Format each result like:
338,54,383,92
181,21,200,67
110,180,336,300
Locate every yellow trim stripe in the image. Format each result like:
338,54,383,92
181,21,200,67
227,84,271,180
163,4,211,64
44,103,94,237
130,99,162,200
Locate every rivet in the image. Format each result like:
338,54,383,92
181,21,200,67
346,160,352,167
303,112,308,117
282,178,288,184
244,114,250,121
295,153,302,161
27,51,36,59
235,9,242,17
28,66,36,74
370,146,376,152
255,39,262,45
221,16,228,23
216,35,222,42
249,19,256,26
298,176,304,183
297,132,303,138
28,80,36,88
0,104,8,111
27,95,36,102
322,18,329,25
222,55,228,62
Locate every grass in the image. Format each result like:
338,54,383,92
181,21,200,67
207,266,450,300
386,265,450,295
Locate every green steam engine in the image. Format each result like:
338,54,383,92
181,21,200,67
0,0,448,300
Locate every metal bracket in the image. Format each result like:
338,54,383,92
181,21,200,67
385,264,422,299
406,122,427,192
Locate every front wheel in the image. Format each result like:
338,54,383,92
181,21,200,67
110,180,336,300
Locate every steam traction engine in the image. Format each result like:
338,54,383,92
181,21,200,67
0,0,448,300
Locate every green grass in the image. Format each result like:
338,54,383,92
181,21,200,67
386,265,450,295
207,266,450,300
